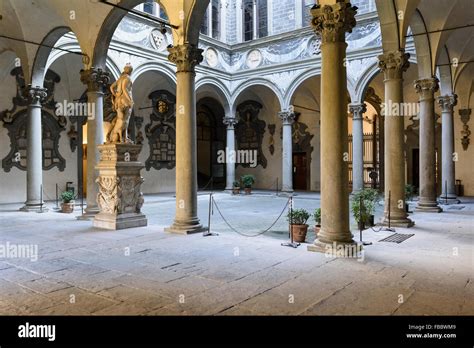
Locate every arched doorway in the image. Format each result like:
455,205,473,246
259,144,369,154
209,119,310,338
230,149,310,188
196,97,226,189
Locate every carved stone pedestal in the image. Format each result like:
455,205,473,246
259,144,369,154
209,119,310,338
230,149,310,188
93,144,147,230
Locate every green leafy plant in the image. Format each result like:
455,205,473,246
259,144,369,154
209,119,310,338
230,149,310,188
313,208,321,226
61,191,75,203
287,208,310,225
233,180,240,188
405,184,416,201
351,188,377,224
241,175,255,188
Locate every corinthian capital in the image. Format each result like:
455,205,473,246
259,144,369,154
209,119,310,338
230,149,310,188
437,94,457,113
26,85,48,105
378,50,410,80
311,1,357,44
80,68,110,93
414,77,439,101
348,103,366,120
223,116,238,128
278,111,295,125
168,44,203,73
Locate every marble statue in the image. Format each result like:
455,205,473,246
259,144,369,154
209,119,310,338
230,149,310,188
108,64,134,144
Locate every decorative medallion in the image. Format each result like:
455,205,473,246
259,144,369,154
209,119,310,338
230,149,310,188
246,49,263,69
205,48,219,68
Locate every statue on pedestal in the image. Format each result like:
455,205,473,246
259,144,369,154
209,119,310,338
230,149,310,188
108,64,134,144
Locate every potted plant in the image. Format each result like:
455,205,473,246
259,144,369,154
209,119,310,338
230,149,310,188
405,184,416,212
61,191,76,213
241,175,255,195
362,188,378,226
351,188,377,229
232,180,241,195
287,208,310,243
313,208,321,235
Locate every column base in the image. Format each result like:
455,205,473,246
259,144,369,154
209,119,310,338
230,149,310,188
381,215,415,228
20,202,48,212
165,219,208,235
415,202,443,213
308,239,363,258
77,206,99,220
94,212,147,230
438,195,460,205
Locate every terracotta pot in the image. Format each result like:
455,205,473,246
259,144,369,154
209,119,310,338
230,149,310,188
291,224,308,243
232,187,240,195
314,225,321,235
244,187,252,195
62,201,75,213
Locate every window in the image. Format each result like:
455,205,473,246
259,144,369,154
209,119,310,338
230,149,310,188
243,0,268,42
201,1,221,40
201,8,209,35
136,1,168,20
258,0,268,38
143,0,154,15
244,0,254,41
211,0,220,39
303,0,313,27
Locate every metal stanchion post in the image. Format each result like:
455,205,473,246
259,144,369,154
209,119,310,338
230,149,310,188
204,193,218,237
281,195,299,248
359,195,372,246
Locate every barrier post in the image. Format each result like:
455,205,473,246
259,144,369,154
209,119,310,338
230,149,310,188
203,193,218,237
281,195,299,248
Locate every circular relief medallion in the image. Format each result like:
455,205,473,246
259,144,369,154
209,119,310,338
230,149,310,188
205,48,219,68
246,49,263,69
150,29,167,51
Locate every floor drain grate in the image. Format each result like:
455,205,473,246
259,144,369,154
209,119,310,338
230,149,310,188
379,233,414,243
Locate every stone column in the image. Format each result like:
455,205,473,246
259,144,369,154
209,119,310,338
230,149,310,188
165,44,206,234
224,116,237,190
279,110,295,193
378,114,385,192
79,68,110,219
438,94,459,203
415,77,442,213
378,50,414,227
21,86,48,212
349,103,366,193
308,1,360,254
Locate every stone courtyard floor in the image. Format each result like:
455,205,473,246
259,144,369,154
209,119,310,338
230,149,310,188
0,191,472,315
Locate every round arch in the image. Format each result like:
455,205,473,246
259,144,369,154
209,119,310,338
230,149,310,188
231,78,284,113
196,77,232,115
31,26,80,87
131,61,177,85
92,0,169,69
285,68,320,108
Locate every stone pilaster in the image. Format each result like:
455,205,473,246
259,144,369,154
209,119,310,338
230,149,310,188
78,68,110,219
165,44,206,234
279,110,295,193
223,116,238,191
349,103,367,193
308,1,361,255
415,77,442,213
438,94,459,203
21,86,48,212
378,50,414,227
